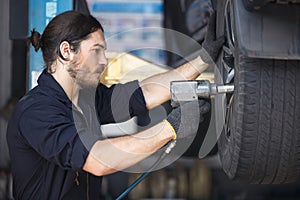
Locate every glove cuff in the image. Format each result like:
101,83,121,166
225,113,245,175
163,120,177,140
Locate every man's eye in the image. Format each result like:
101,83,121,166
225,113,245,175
94,49,100,54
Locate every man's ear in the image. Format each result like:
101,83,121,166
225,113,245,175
59,41,72,61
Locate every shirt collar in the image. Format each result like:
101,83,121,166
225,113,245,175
37,69,72,107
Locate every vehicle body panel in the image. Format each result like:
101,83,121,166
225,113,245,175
233,0,300,59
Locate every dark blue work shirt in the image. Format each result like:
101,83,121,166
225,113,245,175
7,70,147,200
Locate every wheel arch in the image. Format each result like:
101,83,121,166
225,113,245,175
231,0,300,60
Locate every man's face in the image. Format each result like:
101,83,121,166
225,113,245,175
70,29,108,88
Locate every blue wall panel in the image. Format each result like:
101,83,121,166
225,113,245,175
28,0,73,89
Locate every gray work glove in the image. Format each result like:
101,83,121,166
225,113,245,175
199,12,225,64
165,100,210,139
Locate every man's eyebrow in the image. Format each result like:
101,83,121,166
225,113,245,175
93,43,107,50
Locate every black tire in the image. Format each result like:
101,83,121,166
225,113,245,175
219,55,300,184
216,1,300,184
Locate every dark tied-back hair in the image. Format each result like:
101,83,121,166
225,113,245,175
30,11,104,72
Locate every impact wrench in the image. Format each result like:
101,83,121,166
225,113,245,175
116,80,234,199
170,80,234,107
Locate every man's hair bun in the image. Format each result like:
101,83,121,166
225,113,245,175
30,29,42,52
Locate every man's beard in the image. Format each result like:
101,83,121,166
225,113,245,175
67,65,98,89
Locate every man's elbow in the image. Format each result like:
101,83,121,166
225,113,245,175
82,154,116,176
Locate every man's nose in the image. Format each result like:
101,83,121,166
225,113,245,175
99,53,108,66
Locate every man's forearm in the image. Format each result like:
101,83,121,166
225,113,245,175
83,121,174,176
140,56,208,110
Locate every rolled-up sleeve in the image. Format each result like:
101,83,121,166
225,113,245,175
95,80,147,124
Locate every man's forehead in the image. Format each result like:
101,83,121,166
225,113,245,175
92,31,106,45
83,31,106,48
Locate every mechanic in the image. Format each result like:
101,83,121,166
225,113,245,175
6,11,223,199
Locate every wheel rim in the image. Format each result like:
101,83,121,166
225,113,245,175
222,0,235,142
215,0,237,177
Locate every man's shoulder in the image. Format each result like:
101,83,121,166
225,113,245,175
15,86,67,120
18,87,51,109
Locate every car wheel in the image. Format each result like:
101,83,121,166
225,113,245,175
216,0,300,184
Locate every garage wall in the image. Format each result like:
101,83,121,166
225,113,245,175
0,0,12,169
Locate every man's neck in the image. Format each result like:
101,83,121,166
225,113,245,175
51,67,80,108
